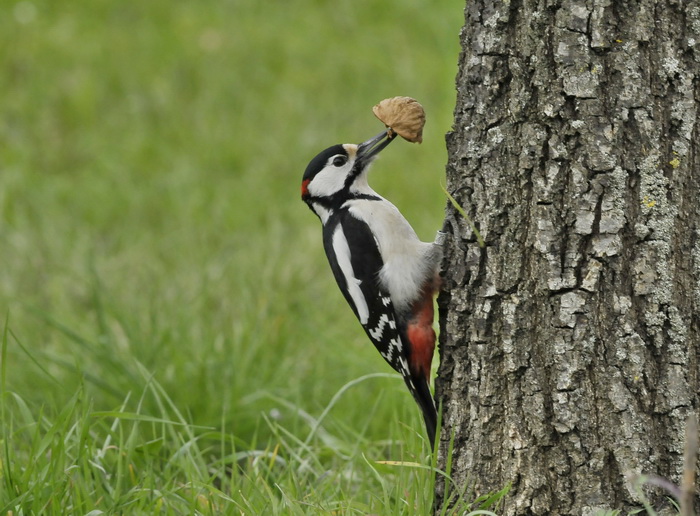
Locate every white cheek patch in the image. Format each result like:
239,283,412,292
332,225,369,324
307,166,348,197
307,147,357,198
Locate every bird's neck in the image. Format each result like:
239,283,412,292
349,174,377,197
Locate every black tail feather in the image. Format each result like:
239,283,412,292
408,375,437,450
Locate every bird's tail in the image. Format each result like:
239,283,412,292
407,375,437,450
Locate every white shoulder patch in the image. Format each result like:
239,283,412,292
332,225,369,324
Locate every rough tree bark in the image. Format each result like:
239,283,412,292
436,1,700,514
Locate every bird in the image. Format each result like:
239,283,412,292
301,130,443,448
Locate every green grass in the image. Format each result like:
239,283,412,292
0,0,486,513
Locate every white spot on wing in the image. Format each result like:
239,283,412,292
398,356,410,377
381,346,393,362
380,337,404,366
368,314,390,340
332,225,369,324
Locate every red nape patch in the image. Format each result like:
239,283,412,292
301,179,310,198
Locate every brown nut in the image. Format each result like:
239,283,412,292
372,96,425,143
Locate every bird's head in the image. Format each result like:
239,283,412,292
301,131,394,205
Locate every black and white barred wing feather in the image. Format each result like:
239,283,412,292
322,210,411,381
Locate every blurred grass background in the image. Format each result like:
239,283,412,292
0,0,466,512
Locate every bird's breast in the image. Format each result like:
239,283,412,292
344,198,434,310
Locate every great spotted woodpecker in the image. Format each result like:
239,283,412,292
301,130,442,447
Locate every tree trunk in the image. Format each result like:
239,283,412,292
436,1,700,514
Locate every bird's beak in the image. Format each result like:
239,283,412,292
356,130,395,164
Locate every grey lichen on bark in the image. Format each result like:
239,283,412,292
436,0,700,514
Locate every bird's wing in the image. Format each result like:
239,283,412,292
322,210,411,381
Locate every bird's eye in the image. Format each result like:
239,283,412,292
332,156,347,167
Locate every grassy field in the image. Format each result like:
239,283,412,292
0,0,485,513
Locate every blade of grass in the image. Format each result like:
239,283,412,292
441,183,485,248
8,328,62,386
303,372,398,447
1,312,15,495
681,414,698,516
91,411,214,429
